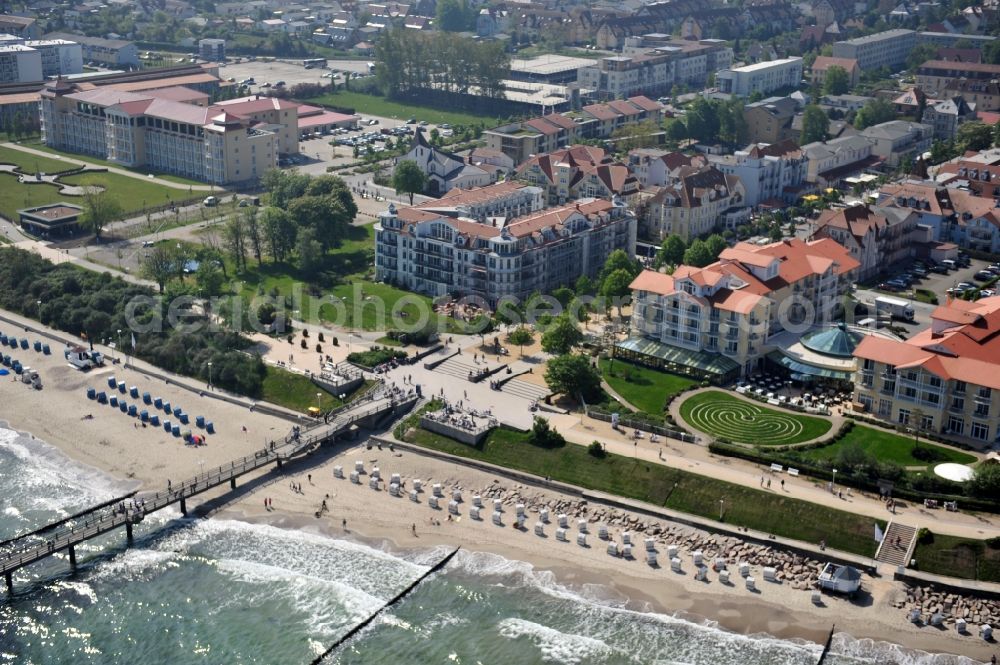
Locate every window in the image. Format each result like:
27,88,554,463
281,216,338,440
951,396,964,411
862,358,875,371
971,421,989,441
947,416,964,435
928,376,942,388
897,409,910,425
978,387,992,400
878,399,892,418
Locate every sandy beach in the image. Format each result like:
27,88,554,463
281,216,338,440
215,444,997,663
0,331,292,486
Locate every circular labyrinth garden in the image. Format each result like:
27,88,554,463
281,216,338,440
679,390,833,445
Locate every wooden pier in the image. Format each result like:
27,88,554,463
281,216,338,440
0,390,418,594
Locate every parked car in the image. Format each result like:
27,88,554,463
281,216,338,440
911,267,928,277
879,282,903,292
982,289,995,297
929,263,949,274
975,270,994,281
203,196,218,207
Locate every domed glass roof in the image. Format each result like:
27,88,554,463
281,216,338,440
800,323,864,358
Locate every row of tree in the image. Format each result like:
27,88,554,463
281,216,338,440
374,29,509,100
1,247,266,397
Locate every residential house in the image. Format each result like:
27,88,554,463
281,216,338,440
943,79,1000,113
916,61,1000,97
627,148,707,188
861,120,933,168
811,204,919,279
399,129,491,196
516,145,640,207
810,56,860,89
0,15,40,39
802,135,878,187
877,180,1000,253
923,96,977,140
644,164,748,241
710,140,809,207
743,96,799,145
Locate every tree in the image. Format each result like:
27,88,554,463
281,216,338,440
986,40,1000,66
657,234,687,267
599,249,640,283
261,169,310,208
241,207,263,265
685,97,720,143
611,120,662,151
574,275,595,296
683,239,715,267
665,118,688,145
140,245,176,293
540,313,583,355
528,416,566,448
195,262,225,297
800,105,829,144
392,160,427,205
705,233,728,259
287,195,349,250
906,43,939,72
822,65,850,95
956,122,993,153
80,188,123,241
507,326,534,356
544,353,602,402
436,0,472,31
929,139,958,165
968,463,1000,503
296,226,324,273
222,213,248,272
260,206,297,263
854,98,895,130
551,286,575,308
601,268,634,316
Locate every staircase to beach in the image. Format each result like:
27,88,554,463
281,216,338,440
875,521,917,567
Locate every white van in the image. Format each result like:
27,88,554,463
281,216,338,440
203,196,218,207
941,259,957,271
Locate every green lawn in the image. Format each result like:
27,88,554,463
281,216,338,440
17,141,210,186
599,358,696,414
398,411,882,557
679,390,833,445
912,533,1000,583
306,90,501,126
261,365,373,413
0,170,199,223
799,425,977,467
229,223,461,332
0,145,77,173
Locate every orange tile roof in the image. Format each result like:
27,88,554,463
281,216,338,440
856,296,1000,389
629,270,675,296
711,288,765,314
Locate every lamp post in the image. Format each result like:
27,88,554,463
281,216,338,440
36,300,41,321
832,468,838,494
719,498,725,521
117,329,122,364
316,392,322,413
207,361,213,389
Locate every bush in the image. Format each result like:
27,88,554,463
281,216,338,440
917,528,933,544
347,345,407,368
911,445,947,463
588,441,607,458
528,417,565,449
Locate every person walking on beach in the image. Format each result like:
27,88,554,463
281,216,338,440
342,518,347,530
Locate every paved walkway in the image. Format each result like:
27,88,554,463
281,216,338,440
2,143,216,191
11,239,155,288
541,410,1000,543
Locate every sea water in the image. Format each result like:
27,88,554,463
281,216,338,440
0,425,982,665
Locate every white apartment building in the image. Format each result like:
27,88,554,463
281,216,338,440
40,80,276,185
710,140,808,207
832,29,915,72
0,44,41,83
375,189,636,304
578,38,733,100
24,39,82,77
625,238,859,379
716,57,803,98
802,135,876,186
860,120,933,168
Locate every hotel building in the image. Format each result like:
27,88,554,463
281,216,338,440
40,80,277,184
716,57,803,98
853,297,1000,444
624,238,858,379
374,183,636,303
